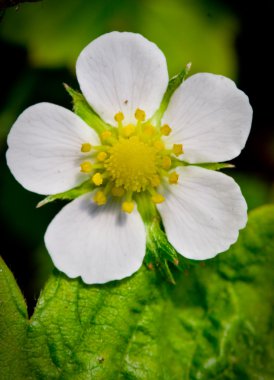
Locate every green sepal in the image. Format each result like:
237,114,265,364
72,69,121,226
150,63,191,126
145,217,178,284
173,159,234,171
145,214,197,283
193,162,234,170
136,193,193,284
37,180,93,208
64,84,112,135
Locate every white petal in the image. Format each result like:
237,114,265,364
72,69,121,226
157,166,247,260
6,103,100,195
76,31,168,125
162,73,252,163
44,194,146,284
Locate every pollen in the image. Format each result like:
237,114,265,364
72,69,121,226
135,108,146,122
81,143,92,152
101,130,112,141
97,151,107,162
173,144,184,156
122,201,135,214
93,191,107,206
92,172,103,186
169,171,179,184
114,112,124,122
105,136,158,192
80,161,92,173
151,193,165,204
160,124,172,136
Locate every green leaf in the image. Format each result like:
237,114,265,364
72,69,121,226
150,64,191,125
37,180,93,208
23,205,274,379
1,206,273,378
0,257,29,379
64,84,110,135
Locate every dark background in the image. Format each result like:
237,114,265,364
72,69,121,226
0,0,273,313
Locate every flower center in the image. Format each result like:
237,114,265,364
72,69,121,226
79,109,184,213
105,136,158,192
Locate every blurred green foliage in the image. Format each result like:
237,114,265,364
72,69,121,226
1,0,237,76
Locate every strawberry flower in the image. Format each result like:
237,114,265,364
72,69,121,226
6,32,252,284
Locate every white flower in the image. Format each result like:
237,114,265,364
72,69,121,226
6,32,252,284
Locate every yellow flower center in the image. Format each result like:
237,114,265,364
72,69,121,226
105,136,158,192
79,108,184,213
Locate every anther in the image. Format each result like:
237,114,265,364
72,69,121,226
151,193,165,204
122,201,135,214
154,140,165,151
169,171,179,184
160,124,172,136
111,187,125,197
151,175,161,187
97,152,107,162
143,124,155,136
81,143,92,153
162,156,172,169
172,144,184,156
123,124,135,137
101,130,112,141
135,108,146,122
93,191,107,206
114,112,124,122
80,161,92,173
92,173,103,186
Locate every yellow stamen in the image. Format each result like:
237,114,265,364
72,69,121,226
172,144,184,156
154,140,165,151
151,193,165,204
162,156,172,169
169,171,179,184
135,108,146,122
93,191,107,206
114,112,124,122
79,108,184,212
92,173,103,186
123,124,135,137
80,161,92,173
101,130,112,141
160,124,172,136
151,175,161,187
97,151,107,162
81,143,92,153
143,124,155,136
122,201,135,213
111,187,125,197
